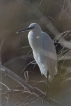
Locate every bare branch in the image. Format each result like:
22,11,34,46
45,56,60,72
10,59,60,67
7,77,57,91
0,64,44,97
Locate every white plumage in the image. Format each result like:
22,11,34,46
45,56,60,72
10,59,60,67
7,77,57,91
17,23,57,82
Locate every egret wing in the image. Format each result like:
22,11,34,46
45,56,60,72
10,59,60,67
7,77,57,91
39,32,57,81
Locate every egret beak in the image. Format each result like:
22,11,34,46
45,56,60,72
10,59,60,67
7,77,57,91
16,26,34,34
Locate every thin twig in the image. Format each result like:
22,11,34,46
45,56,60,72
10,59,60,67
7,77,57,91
0,39,4,106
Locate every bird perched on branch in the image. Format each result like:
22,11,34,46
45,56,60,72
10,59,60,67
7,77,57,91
16,23,57,82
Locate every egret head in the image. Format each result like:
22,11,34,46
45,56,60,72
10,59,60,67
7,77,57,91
16,23,41,34
29,23,41,32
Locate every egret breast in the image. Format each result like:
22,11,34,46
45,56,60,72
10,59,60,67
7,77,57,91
28,31,39,51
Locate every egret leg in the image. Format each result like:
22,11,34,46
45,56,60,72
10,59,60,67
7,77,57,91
42,72,49,103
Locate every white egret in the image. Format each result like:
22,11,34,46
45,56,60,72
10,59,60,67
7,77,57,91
16,23,57,82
